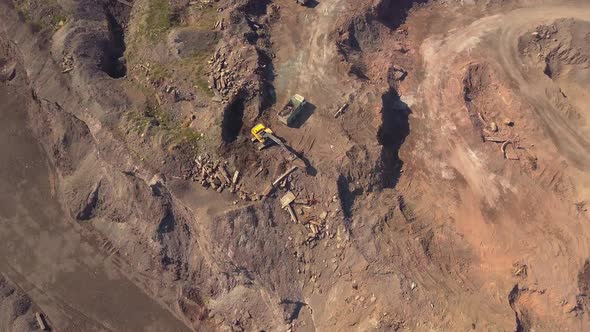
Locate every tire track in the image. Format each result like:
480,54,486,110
420,4,590,169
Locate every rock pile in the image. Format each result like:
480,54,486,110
191,154,260,201
208,48,237,102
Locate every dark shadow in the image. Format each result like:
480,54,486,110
279,299,307,322
241,0,272,16
335,18,372,80
303,0,320,8
276,143,317,176
151,182,163,196
102,8,127,78
299,153,317,176
576,259,590,314
170,7,183,26
374,0,427,30
289,102,316,128
349,64,370,80
508,284,531,332
337,174,363,219
338,21,362,52
256,49,276,115
245,30,258,45
76,181,101,221
242,0,272,44
157,210,176,235
222,97,245,143
543,62,555,79
377,89,411,188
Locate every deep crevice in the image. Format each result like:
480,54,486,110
100,3,128,78
157,209,176,236
76,181,102,221
508,285,532,332
337,174,362,220
241,0,272,17
222,97,245,143
377,89,410,188
576,259,590,314
256,48,276,115
373,0,427,30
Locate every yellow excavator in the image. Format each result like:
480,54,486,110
251,124,299,161
251,124,283,150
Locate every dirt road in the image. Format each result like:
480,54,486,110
420,4,590,170
411,3,590,329
0,83,190,331
274,0,354,105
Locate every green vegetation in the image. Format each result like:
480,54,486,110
172,127,204,151
180,52,215,96
50,13,66,27
121,1,223,158
13,0,67,31
127,0,219,94
124,104,204,158
192,4,218,30
149,63,171,83
133,50,214,97
140,0,172,41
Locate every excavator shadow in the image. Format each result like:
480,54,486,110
305,0,320,9
279,299,308,322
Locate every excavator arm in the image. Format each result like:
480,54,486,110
261,131,299,161
261,131,286,149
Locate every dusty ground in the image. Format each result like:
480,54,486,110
1,0,590,331
0,52,191,331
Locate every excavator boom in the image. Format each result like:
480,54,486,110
262,131,286,149
251,123,300,162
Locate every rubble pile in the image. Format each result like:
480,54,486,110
207,48,239,103
189,154,261,201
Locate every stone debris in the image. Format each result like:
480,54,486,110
333,103,349,118
390,65,407,81
0,60,16,82
35,312,48,330
213,18,225,31
190,154,254,200
489,122,498,132
207,48,240,101
61,54,74,73
190,154,329,245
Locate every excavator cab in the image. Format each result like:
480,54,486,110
251,123,274,150
250,123,302,162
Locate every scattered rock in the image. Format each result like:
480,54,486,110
489,122,498,132
503,118,514,126
0,60,16,82
389,65,408,81
60,54,74,73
